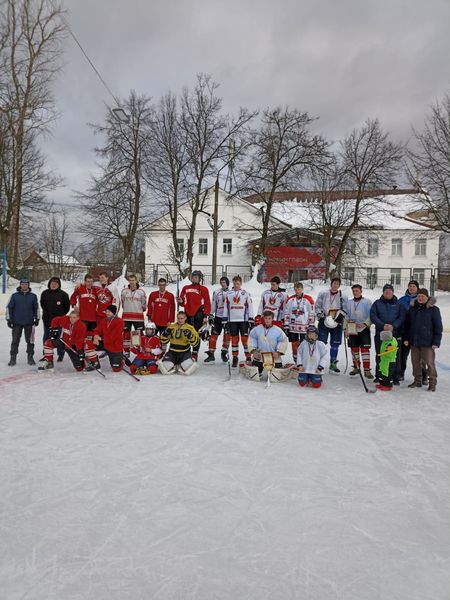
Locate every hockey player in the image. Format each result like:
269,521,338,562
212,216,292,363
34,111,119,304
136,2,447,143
158,311,200,375
284,281,315,361
147,277,176,334
93,305,124,372
177,270,211,361
70,273,98,331
256,276,287,327
39,309,97,372
247,310,288,374
221,275,254,367
376,330,399,391
297,325,328,388
129,322,163,374
94,271,119,324
345,284,373,379
204,276,231,363
121,274,147,355
315,277,348,374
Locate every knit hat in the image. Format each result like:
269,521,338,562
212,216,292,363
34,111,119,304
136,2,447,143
380,330,393,341
19,277,30,284
105,304,117,315
408,279,419,288
383,283,394,292
417,288,429,298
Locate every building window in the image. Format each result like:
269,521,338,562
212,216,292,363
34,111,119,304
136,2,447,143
367,238,379,256
390,268,401,286
288,269,308,282
347,239,356,254
415,239,426,256
176,238,184,257
342,267,355,283
222,238,232,255
366,268,377,288
198,238,208,255
391,238,403,257
413,269,425,286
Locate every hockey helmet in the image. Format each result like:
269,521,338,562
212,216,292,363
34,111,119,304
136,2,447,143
145,322,157,336
191,270,203,281
306,325,318,342
324,315,338,329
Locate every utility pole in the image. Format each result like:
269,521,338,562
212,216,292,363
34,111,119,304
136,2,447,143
211,177,220,285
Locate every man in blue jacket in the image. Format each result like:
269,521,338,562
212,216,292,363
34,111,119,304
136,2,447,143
6,278,40,366
370,283,406,384
403,288,443,392
398,279,420,380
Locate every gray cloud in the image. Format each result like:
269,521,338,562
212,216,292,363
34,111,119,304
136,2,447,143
45,0,450,214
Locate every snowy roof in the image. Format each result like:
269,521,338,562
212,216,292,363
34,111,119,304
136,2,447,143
44,253,81,266
258,193,435,231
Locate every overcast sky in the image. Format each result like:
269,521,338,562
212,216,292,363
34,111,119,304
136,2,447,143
46,0,450,234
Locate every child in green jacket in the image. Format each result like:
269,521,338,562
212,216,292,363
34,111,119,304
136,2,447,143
376,330,398,391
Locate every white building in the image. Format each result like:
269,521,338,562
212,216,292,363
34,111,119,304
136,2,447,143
144,188,290,283
144,189,442,290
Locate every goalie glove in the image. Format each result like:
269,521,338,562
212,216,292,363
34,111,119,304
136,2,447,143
199,324,211,341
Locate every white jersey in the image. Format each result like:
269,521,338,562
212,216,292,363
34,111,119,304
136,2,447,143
284,294,315,333
225,289,254,322
296,339,328,373
211,288,229,319
315,289,348,318
120,286,146,322
248,324,288,354
257,289,288,321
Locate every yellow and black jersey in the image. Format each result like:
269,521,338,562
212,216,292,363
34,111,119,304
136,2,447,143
160,323,199,353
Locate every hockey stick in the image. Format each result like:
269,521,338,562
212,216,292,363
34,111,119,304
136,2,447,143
122,366,140,382
358,368,376,394
343,337,349,374
60,337,106,378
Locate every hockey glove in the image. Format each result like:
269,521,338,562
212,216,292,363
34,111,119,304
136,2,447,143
248,318,255,330
184,329,194,340
49,327,61,340
316,309,325,320
77,349,85,360
33,319,40,327
208,314,215,327
7,320,14,329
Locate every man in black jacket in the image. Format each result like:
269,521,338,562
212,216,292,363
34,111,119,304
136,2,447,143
404,288,443,392
40,277,70,361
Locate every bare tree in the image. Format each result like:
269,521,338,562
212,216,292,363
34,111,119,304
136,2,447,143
146,91,190,275
331,118,404,271
178,74,254,276
78,92,154,274
408,93,450,231
0,0,65,268
238,106,328,256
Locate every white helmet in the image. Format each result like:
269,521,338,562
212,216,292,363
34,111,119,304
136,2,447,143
145,322,156,336
324,315,338,329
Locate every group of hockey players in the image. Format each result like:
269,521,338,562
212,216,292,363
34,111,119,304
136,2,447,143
5,271,443,391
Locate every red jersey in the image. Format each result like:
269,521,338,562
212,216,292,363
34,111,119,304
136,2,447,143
131,334,162,360
70,285,98,322
50,315,87,350
93,315,124,353
179,284,211,317
94,283,116,319
147,290,176,327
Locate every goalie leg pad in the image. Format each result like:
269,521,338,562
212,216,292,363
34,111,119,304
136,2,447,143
179,358,198,376
158,359,176,375
239,363,261,381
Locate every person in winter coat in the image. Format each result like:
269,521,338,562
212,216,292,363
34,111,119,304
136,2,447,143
40,277,70,362
398,279,424,381
6,278,40,366
370,283,406,384
93,305,124,372
403,288,443,392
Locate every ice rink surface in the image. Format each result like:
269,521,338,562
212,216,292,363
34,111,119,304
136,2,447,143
1,291,450,599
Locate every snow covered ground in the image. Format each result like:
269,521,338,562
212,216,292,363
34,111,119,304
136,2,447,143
1,279,450,599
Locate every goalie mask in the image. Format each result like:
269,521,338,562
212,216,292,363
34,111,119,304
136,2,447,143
306,325,318,343
145,322,156,336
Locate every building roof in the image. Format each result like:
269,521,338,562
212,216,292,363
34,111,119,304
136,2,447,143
243,188,418,204
255,192,437,232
